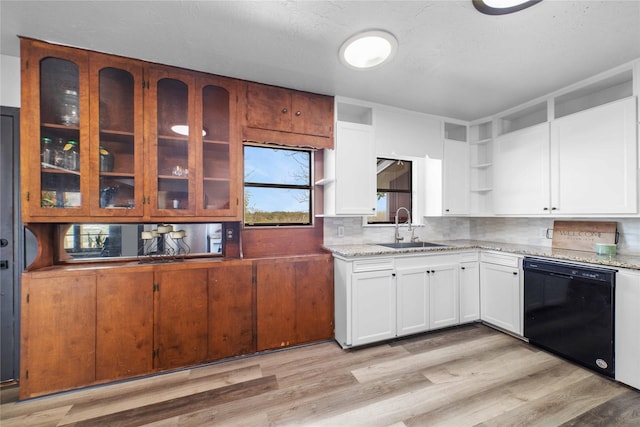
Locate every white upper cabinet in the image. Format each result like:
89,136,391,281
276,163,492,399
443,123,470,215
493,123,550,215
550,97,637,215
323,102,376,216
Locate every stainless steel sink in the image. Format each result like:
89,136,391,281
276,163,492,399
377,242,446,249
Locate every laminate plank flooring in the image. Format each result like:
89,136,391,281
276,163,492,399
2,323,639,426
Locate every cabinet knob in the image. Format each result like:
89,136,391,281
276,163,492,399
295,110,301,116
445,209,450,212
282,108,288,114
513,271,518,275
392,273,396,277
543,207,549,211
551,207,558,211
461,266,466,270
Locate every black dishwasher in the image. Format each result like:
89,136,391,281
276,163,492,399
523,257,615,377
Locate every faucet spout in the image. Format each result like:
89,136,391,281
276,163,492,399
394,207,412,243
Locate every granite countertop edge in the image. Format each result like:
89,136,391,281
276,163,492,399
322,240,640,271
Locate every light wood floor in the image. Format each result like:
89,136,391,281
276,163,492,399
2,323,639,426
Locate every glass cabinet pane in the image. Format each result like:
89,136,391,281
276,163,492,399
202,84,231,211
98,67,136,209
39,57,82,208
157,78,189,210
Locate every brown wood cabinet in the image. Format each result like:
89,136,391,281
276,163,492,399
20,272,97,398
20,38,241,223
256,254,334,351
96,269,154,381
244,82,334,149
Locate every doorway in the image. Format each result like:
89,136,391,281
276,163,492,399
1,106,20,383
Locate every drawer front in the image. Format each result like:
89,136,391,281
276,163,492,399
459,250,479,262
480,251,520,267
352,258,394,272
395,252,462,269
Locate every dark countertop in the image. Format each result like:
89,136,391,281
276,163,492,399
323,240,640,271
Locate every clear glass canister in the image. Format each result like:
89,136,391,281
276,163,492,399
99,146,114,172
64,140,80,171
61,89,79,126
41,137,53,165
53,137,66,167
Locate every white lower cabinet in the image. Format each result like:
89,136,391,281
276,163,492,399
351,270,397,346
480,252,523,336
459,261,480,323
396,267,429,336
615,269,640,390
429,264,460,329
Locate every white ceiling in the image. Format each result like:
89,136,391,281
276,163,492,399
2,1,639,121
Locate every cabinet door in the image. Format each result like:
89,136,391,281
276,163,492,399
155,268,208,369
208,261,254,360
351,270,396,346
429,264,460,329
20,273,96,399
551,97,637,214
96,270,154,381
459,262,480,323
331,122,377,215
493,123,550,215
196,75,240,218
89,53,145,217
291,91,334,137
146,66,197,217
615,269,640,390
443,139,469,215
480,262,522,335
21,39,91,219
396,267,429,336
256,256,334,351
245,83,292,132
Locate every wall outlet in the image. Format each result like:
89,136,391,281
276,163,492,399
337,226,345,238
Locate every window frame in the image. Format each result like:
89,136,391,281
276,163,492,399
243,143,314,227
367,157,413,225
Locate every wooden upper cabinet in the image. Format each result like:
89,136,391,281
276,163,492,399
20,38,91,220
89,52,145,217
20,38,242,223
244,82,334,149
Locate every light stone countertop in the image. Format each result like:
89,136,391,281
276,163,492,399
323,239,640,271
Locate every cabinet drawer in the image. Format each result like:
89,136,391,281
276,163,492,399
352,258,394,272
460,251,479,262
480,251,520,267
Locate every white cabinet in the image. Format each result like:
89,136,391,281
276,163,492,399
396,267,429,336
429,264,460,329
351,270,397,346
615,269,640,390
493,123,550,215
459,261,480,323
480,252,522,336
323,121,376,216
550,97,637,215
443,138,469,215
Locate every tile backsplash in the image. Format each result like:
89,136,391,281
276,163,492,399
324,216,640,255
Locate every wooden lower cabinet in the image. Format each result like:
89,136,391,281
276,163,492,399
19,255,332,399
208,261,254,360
20,273,97,399
155,269,209,370
256,254,334,351
96,270,154,381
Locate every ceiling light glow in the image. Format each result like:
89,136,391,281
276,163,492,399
473,0,542,15
339,30,398,70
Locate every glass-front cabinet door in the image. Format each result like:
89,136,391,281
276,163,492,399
23,40,90,218
146,66,196,216
197,75,239,217
89,53,145,217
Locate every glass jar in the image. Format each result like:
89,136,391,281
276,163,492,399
53,137,66,167
64,140,80,171
99,146,114,172
60,89,79,126
41,137,53,165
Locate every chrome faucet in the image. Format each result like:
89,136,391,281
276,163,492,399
394,207,412,243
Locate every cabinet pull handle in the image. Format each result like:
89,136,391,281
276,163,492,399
282,108,288,114
295,110,301,116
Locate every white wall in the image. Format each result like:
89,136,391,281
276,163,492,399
1,54,20,107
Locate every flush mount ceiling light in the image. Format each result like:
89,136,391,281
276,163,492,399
473,0,542,15
171,124,206,136
339,30,398,70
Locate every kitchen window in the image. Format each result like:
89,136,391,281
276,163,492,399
244,145,313,226
368,158,412,224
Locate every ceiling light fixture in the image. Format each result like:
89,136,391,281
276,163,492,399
339,30,398,70
171,124,206,137
473,0,542,15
